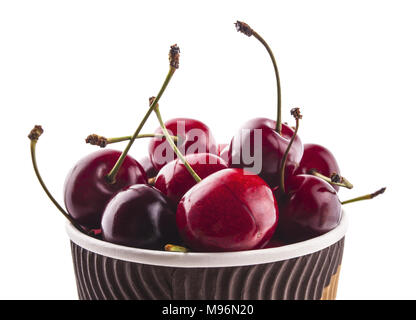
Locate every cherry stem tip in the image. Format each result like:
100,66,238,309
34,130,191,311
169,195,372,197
28,125,44,141
235,21,253,37
169,44,180,69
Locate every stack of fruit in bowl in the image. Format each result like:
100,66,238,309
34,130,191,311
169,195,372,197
29,21,385,254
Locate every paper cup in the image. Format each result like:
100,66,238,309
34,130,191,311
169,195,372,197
66,211,347,300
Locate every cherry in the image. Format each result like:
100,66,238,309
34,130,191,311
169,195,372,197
295,143,353,191
176,168,278,252
64,149,147,229
226,118,303,188
101,184,180,249
274,109,385,242
275,174,386,242
151,105,277,252
148,117,217,171
273,109,341,242
225,22,303,187
154,153,228,204
275,174,341,242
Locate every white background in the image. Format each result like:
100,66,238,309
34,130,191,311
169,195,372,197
0,0,415,299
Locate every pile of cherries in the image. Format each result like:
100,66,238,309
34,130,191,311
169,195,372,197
29,22,385,252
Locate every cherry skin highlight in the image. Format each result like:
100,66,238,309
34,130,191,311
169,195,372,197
176,168,278,252
154,153,228,204
295,143,341,191
274,174,341,243
64,149,147,230
148,118,217,171
226,118,303,188
101,184,180,250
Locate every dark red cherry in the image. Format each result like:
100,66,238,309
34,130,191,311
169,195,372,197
176,168,278,252
64,149,147,230
148,118,217,171
275,174,341,243
154,153,228,204
139,155,158,179
101,184,180,250
226,118,303,188
295,143,341,191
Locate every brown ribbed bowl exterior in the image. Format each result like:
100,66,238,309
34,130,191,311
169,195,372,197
70,238,344,300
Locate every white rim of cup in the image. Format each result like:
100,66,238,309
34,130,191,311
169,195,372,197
66,210,347,268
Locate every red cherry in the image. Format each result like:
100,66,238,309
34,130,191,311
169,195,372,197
176,168,278,252
64,149,147,229
148,118,217,171
154,153,228,204
295,143,341,191
226,118,303,188
275,174,341,243
101,184,180,249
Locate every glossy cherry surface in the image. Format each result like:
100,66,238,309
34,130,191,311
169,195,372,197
176,168,278,252
64,149,147,230
226,118,303,188
101,184,180,249
275,174,341,243
295,143,341,191
154,153,228,204
148,118,217,171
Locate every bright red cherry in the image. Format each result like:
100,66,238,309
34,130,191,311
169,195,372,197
176,168,278,252
64,149,147,230
154,153,228,204
275,174,341,243
148,118,217,171
225,118,303,188
101,184,180,250
295,143,341,191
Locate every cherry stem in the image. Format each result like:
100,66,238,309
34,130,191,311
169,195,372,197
341,187,386,205
164,244,189,253
153,103,202,183
86,133,178,148
28,126,86,234
235,21,282,134
279,108,302,194
106,44,180,184
310,170,354,189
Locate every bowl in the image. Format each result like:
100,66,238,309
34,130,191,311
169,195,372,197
66,211,347,300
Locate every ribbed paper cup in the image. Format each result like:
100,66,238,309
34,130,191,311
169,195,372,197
66,211,347,300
